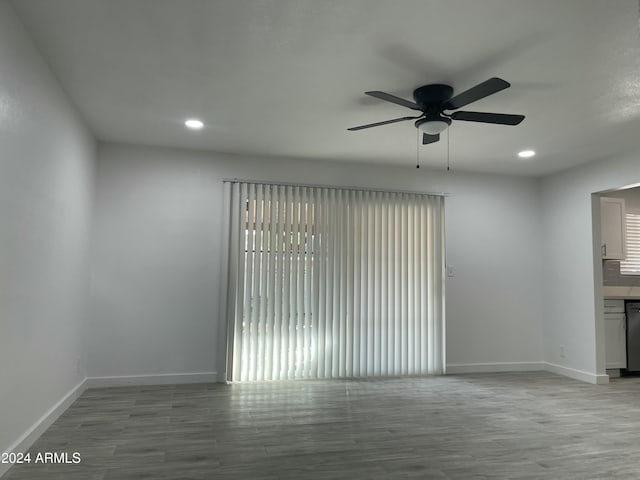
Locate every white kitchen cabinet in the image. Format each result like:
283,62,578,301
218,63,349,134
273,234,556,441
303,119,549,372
600,197,626,260
604,313,627,369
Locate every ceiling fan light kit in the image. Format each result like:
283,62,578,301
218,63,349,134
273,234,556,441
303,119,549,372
348,77,525,145
416,116,451,135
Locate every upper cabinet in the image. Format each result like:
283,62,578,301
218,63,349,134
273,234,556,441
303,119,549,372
601,197,626,260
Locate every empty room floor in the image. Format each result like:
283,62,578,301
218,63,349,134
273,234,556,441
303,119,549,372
4,371,640,480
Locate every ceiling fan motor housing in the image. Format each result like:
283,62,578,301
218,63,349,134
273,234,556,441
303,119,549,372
412,84,453,110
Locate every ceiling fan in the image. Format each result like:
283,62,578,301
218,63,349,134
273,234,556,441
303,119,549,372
348,77,524,145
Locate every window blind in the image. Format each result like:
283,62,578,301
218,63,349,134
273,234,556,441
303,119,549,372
621,210,640,275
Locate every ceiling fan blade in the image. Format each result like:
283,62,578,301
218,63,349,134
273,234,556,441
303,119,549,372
450,111,524,125
365,91,421,111
422,133,440,145
444,78,510,110
347,115,421,131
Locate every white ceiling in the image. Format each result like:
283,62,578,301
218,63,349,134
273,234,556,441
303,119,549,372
12,0,640,176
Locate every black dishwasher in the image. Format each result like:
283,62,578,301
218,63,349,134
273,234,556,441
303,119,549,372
626,302,640,371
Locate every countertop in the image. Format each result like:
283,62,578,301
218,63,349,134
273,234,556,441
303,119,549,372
603,286,640,299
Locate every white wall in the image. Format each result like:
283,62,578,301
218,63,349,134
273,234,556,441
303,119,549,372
444,175,544,369
88,145,221,379
89,142,545,380
541,152,640,382
0,0,95,460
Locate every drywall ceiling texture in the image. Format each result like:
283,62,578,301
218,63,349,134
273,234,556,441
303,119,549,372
0,0,95,462
88,143,544,381
540,150,640,383
11,0,640,176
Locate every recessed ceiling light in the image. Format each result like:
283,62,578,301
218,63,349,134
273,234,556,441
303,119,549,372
518,150,535,158
185,119,204,130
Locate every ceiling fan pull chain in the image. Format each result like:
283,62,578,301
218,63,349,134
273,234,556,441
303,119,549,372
447,127,451,171
416,127,420,169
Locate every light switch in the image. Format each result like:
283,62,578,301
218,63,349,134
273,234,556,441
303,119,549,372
447,265,455,277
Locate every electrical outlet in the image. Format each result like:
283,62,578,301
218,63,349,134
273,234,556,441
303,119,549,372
559,345,566,358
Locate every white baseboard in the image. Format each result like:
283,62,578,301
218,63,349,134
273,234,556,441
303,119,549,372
85,371,218,388
446,361,609,385
0,379,88,479
446,362,545,374
544,362,609,384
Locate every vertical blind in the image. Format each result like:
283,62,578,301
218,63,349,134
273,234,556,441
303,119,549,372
224,182,445,382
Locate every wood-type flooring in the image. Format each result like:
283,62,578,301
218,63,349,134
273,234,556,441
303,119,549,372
4,372,640,479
